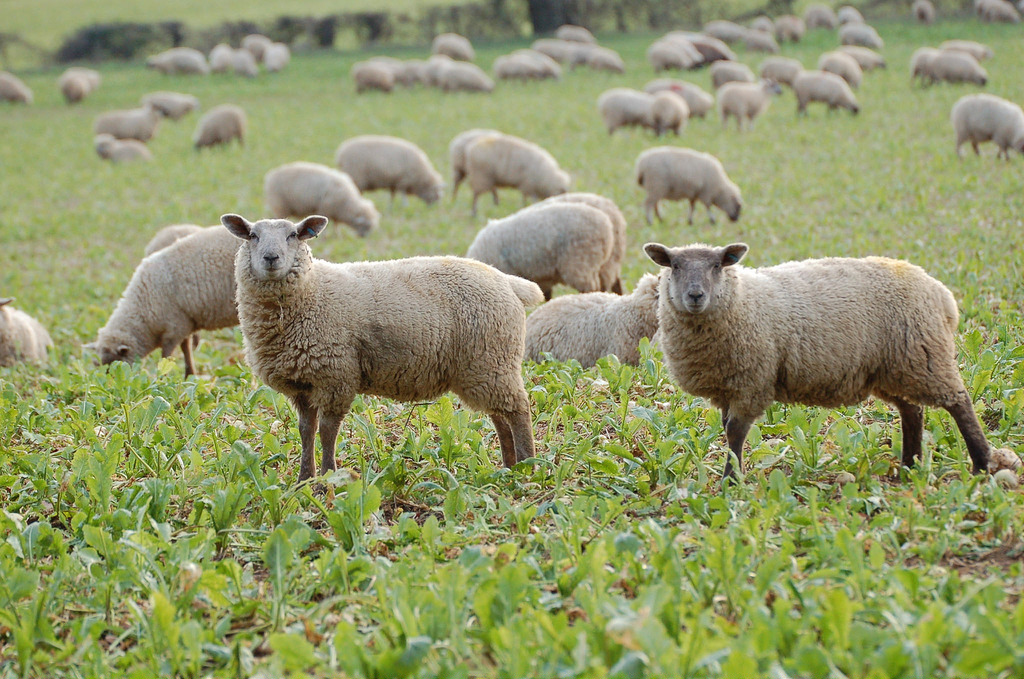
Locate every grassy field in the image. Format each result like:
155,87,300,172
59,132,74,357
2,18,1024,678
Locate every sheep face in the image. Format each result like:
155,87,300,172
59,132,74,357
222,214,328,281
714,185,743,222
417,183,444,204
644,242,748,314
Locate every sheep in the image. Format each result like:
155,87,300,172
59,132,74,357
494,50,561,81
913,0,936,23
803,4,839,29
466,203,617,300
793,70,860,115
140,91,199,121
836,45,886,70
651,91,689,135
977,0,1021,22
585,46,625,73
422,54,457,87
58,67,100,104
94,133,153,163
209,43,234,73
223,213,543,480
94,104,161,142
335,135,444,206
750,16,775,33
438,61,494,92
910,47,941,85
88,226,240,376
759,56,804,87
556,24,597,43
144,224,204,256
718,79,783,131
0,72,33,104
837,5,865,24
433,33,475,61
818,51,864,89
927,50,988,86
0,299,51,366
241,34,273,60
703,20,748,44
463,133,571,216
839,23,884,50
263,43,291,72
394,59,429,86
449,128,502,201
525,273,659,367
532,39,588,64
744,29,780,54
646,38,703,72
635,146,741,225
644,79,714,118
352,61,395,93
951,93,1024,159
231,49,259,78
710,61,755,90
940,40,993,62
264,162,380,236
146,47,210,75
642,241,993,481
673,33,737,62
774,15,806,42
193,104,246,149
597,88,658,135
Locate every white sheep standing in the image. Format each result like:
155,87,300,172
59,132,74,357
597,88,658,135
223,213,543,481
744,30,780,54
913,0,937,23
264,162,380,236
951,93,1024,159
710,61,756,89
449,128,502,202
58,67,100,104
466,203,618,300
463,133,571,216
977,0,1021,22
644,79,714,118
643,241,994,481
334,135,444,206
193,104,246,149
94,104,161,142
803,4,839,29
792,70,860,115
717,79,783,131
209,44,234,73
818,51,864,89
231,49,260,78
94,133,153,163
926,50,988,86
432,33,475,61
836,45,886,71
584,46,626,73
241,34,273,60
352,61,395,93
750,16,775,34
635,146,742,225
910,47,941,85
0,71,33,104
146,48,210,75
263,43,291,72
839,23,884,50
140,91,199,121
759,57,805,87
438,61,494,93
144,224,204,256
0,298,51,366
646,38,703,72
525,273,660,367
651,91,690,135
774,15,806,42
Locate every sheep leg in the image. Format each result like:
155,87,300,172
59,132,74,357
492,189,500,206
944,390,990,474
722,409,753,480
292,393,319,482
541,285,553,301
644,198,656,226
471,191,480,217
318,409,348,476
610,277,624,295
706,203,717,225
890,397,924,469
389,189,396,209
687,200,696,225
490,413,518,467
972,141,980,157
179,337,197,377
494,406,535,466
450,176,463,203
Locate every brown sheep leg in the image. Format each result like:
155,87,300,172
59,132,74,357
292,393,319,482
179,337,197,377
541,285,553,301
494,406,536,466
687,200,696,225
944,391,990,474
451,173,464,203
722,409,753,481
318,411,346,476
610,277,624,295
490,413,518,467
471,191,481,217
890,397,924,469
492,188,500,206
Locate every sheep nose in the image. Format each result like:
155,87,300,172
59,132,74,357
687,290,704,303
263,254,280,266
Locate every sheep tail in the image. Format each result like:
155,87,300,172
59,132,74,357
508,275,545,307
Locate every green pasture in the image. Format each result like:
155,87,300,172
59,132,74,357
1,18,1024,678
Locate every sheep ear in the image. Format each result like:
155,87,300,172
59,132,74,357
0,297,12,307
221,214,253,239
644,243,672,268
296,215,328,240
721,243,748,266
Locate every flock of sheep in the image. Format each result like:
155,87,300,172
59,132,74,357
2,0,1023,486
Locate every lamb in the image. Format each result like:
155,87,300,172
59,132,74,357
951,93,1024,159
774,15,806,42
463,133,571,216
836,45,886,70
792,70,860,115
352,61,395,93
449,128,502,201
927,50,988,86
744,29,780,54
913,0,936,23
223,213,543,481
58,67,100,104
717,79,783,130
144,224,204,256
635,146,741,225
209,44,234,73
0,299,51,366
2,73,34,104
88,226,240,376
94,104,161,142
839,23,884,50
644,79,714,118
837,5,865,24
977,0,1020,22
335,135,443,205
466,203,617,300
710,61,755,89
555,24,597,43
525,273,659,367
231,49,259,78
584,46,625,73
241,34,273,60
803,4,839,29
432,33,475,61
94,133,153,163
140,91,199,121
940,40,993,62
759,57,804,87
818,51,863,89
438,61,494,92
193,104,246,149
703,20,748,44
146,48,210,75
264,162,380,236
643,241,993,481
263,43,291,72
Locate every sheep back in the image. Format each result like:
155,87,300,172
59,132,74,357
951,93,1024,158
144,224,205,256
193,104,246,148
0,301,51,366
464,134,570,205
264,162,379,236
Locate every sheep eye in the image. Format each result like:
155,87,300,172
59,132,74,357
287,233,297,241
250,234,259,243
713,263,721,271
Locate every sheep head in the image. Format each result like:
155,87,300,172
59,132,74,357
644,242,747,315
222,214,328,282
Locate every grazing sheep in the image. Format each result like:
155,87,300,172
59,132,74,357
940,40,993,61
818,51,864,89
94,104,161,142
335,135,444,205
710,61,756,89
58,67,100,104
703,20,748,44
597,88,658,135
977,0,1020,22
925,50,988,86
651,91,689,135
0,299,51,366
839,23,884,50
644,79,714,118
759,57,804,87
951,93,1024,159
144,224,204,256
494,50,561,81
94,133,153,163
433,33,475,61
774,15,806,42
635,146,741,225
463,133,571,216
585,46,626,73
532,38,588,64
750,16,775,33
193,104,246,149
836,45,886,70
223,214,543,480
910,47,941,85
89,226,240,376
646,38,703,72
0,72,33,104
263,43,291,72
449,128,502,202
393,59,429,86
744,30,780,54
718,79,783,131
209,43,234,73
556,24,597,43
525,273,659,367
140,91,199,120
913,0,936,23
467,203,617,300
643,241,993,480
146,47,210,75
837,5,865,24
674,33,737,62
793,70,860,115
264,162,380,236
352,61,395,93
231,49,259,78
241,34,273,60
438,61,494,92
804,4,839,29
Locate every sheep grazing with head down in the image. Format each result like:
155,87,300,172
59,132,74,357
913,0,936,23
774,15,806,42
839,23,884,50
94,133,152,163
146,47,210,75
836,45,886,71
644,80,714,118
141,91,199,120
263,43,291,72
241,34,273,60
940,40,993,62
193,104,246,149
0,298,51,366
635,146,741,226
264,162,380,236
759,57,804,87
710,61,755,90
837,5,864,24
804,3,839,29
644,241,993,481
717,79,783,131
335,135,444,206
0,71,33,104
209,44,234,73
432,33,475,61
556,24,597,43
223,213,543,482
58,67,100,104
951,93,1024,159
793,70,860,115
463,133,570,216
449,128,502,201
94,104,161,142
818,51,863,89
